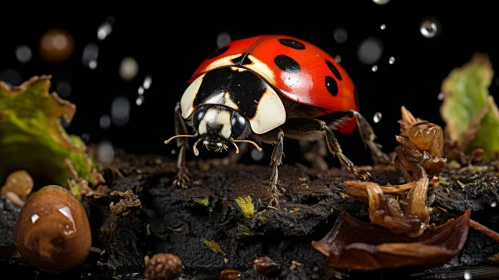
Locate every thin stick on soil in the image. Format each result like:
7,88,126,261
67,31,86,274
469,219,499,243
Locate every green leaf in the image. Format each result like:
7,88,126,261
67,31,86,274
440,53,499,159
0,75,104,191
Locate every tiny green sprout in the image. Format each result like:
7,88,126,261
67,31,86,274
192,197,209,206
438,177,450,186
237,224,251,236
201,238,225,256
235,196,256,219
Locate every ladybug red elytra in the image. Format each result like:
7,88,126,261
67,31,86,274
165,34,390,206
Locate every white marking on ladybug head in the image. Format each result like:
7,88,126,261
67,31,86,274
248,86,287,134
195,107,232,153
180,73,205,119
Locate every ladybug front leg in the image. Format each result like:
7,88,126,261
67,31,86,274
172,102,191,188
254,128,285,207
350,111,391,164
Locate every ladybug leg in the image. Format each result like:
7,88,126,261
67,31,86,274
172,102,191,188
254,128,285,207
350,111,391,164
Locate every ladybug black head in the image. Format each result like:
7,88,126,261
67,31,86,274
191,105,250,153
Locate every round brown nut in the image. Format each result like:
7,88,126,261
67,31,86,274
219,268,242,280
250,256,280,276
144,253,183,280
1,170,34,207
39,28,75,63
14,185,92,273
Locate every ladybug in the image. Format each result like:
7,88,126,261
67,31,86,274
165,34,390,206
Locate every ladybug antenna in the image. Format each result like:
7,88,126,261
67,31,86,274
232,139,263,152
192,138,203,156
163,134,196,145
230,141,240,154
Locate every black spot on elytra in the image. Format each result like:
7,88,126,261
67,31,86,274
207,45,230,59
278,38,305,50
325,76,338,96
231,54,253,65
325,59,342,81
193,67,268,118
274,55,300,74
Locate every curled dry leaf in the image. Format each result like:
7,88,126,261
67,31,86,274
0,170,33,207
0,76,104,193
345,166,430,238
311,210,471,271
394,106,446,182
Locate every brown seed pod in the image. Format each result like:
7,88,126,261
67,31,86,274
219,268,242,280
14,185,92,273
39,28,75,63
250,256,280,276
144,253,183,280
1,170,33,207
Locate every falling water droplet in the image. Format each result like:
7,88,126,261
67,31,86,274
334,55,342,63
138,86,144,95
438,92,445,100
99,115,111,129
119,57,139,80
143,75,152,89
97,141,115,164
372,65,378,72
380,24,386,30
15,45,32,63
216,32,231,47
388,56,395,64
251,149,264,161
111,96,130,126
373,112,382,123
463,270,472,280
333,27,348,44
373,0,390,5
56,81,71,97
136,96,144,106
420,19,439,38
89,60,98,69
491,201,497,207
97,22,112,40
82,43,99,67
358,37,383,64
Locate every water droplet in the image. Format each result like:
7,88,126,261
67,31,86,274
111,96,130,126
334,55,342,63
463,270,472,280
138,86,144,95
216,32,231,48
119,57,138,80
136,96,144,106
373,0,390,4
15,45,32,63
143,75,152,89
81,133,90,143
97,141,115,163
97,22,112,40
99,115,111,129
372,65,378,72
82,43,99,67
358,37,383,64
380,24,386,30
0,69,22,87
420,19,439,38
56,81,71,97
251,149,264,161
89,60,98,69
171,149,176,155
491,201,497,207
373,112,382,123
388,56,395,64
333,28,348,44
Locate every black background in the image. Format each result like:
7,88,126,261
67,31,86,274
1,2,498,168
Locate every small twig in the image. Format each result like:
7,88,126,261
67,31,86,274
469,219,499,242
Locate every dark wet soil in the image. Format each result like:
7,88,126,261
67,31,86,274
1,155,498,279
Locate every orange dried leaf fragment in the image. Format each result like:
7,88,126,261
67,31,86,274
311,210,471,271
